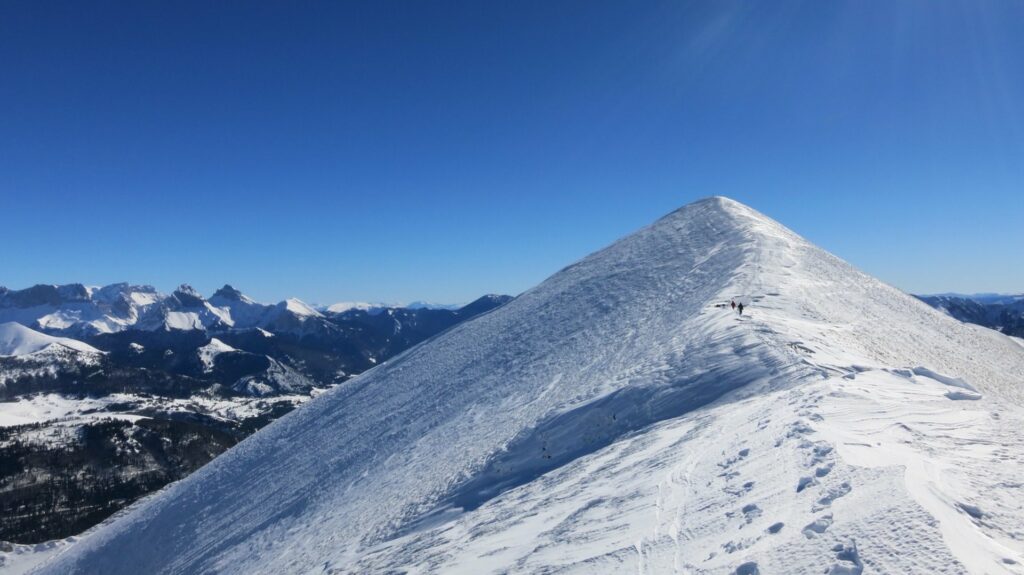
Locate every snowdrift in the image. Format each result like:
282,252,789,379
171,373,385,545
32,197,1024,574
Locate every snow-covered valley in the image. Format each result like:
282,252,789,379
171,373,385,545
15,197,1024,574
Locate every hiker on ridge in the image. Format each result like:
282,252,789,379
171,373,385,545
737,302,744,315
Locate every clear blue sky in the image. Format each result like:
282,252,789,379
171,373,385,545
2,1,1022,304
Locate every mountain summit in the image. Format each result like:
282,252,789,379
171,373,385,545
0,322,100,357
37,197,1024,574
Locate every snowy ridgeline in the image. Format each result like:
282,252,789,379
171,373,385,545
0,323,100,357
22,197,1024,575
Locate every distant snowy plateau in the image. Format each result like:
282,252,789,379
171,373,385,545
12,198,1024,574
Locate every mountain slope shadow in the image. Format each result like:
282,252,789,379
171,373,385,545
402,330,803,534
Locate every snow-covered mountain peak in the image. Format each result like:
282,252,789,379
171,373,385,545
0,322,100,357
210,284,256,304
656,195,799,243
30,198,1024,574
171,284,206,307
175,284,200,296
278,298,322,318
0,283,91,307
91,283,162,307
197,337,238,372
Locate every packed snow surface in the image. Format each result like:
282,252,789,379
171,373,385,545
31,198,1024,574
0,323,99,357
1,539,79,575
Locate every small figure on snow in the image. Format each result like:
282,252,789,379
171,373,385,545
737,303,745,315
731,300,736,311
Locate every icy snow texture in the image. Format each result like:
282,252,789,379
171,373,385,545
0,323,99,357
31,197,1024,574
0,539,79,575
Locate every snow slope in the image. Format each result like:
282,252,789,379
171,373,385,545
280,298,322,318
0,323,99,357
196,338,237,373
32,197,1024,574
1,539,80,575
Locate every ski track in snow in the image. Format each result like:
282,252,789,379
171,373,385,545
25,197,1024,575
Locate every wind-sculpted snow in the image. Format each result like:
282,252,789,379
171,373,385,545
32,198,1024,574
439,337,799,519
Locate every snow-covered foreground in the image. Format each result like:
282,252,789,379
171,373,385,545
353,370,1019,574
1,539,78,575
27,197,1024,574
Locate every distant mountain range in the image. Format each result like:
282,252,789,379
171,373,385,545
0,283,512,544
916,293,1024,338
0,282,465,337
